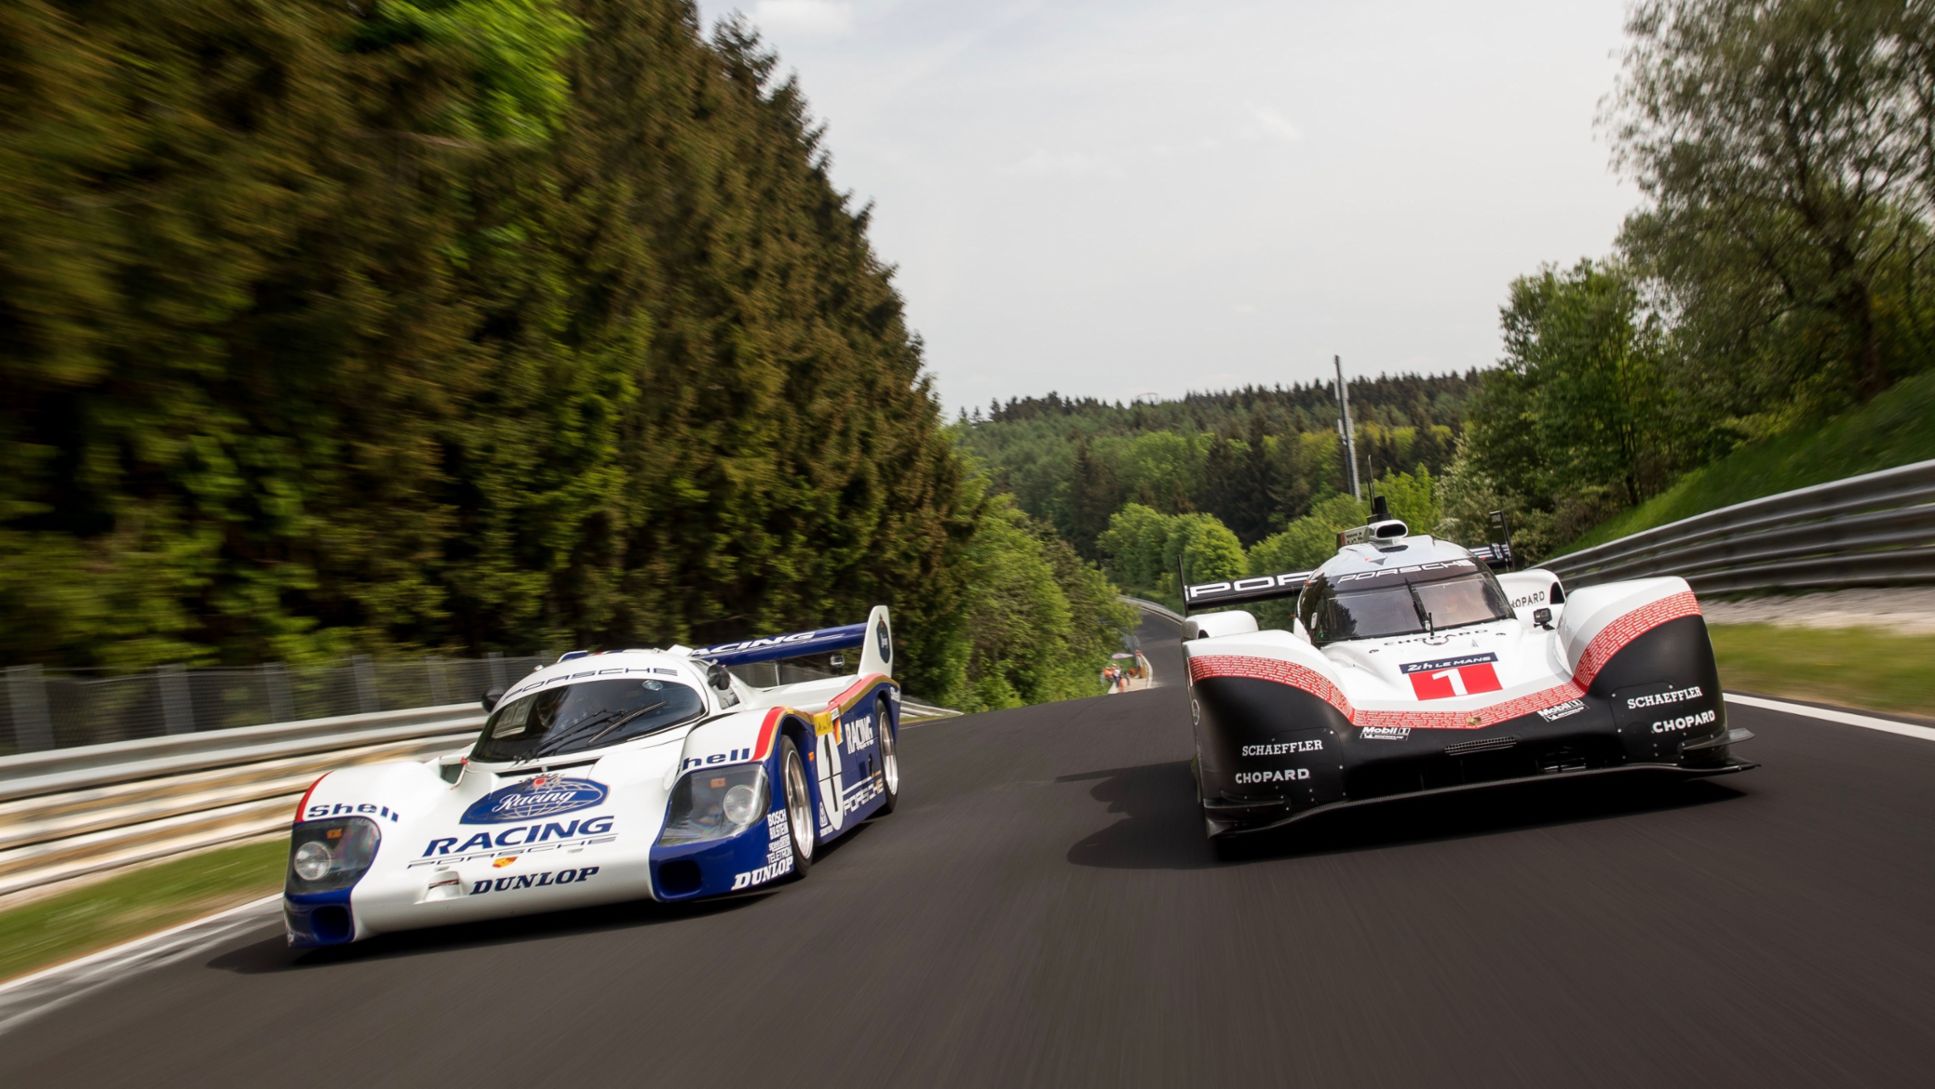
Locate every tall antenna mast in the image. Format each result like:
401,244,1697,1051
1334,354,1361,500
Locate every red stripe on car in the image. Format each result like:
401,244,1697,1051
293,772,329,823
752,707,786,760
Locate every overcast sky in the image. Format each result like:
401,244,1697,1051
692,0,1640,412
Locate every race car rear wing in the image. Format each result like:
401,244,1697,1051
692,605,894,676
1182,571,1312,614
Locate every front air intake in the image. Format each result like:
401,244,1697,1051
1443,735,1518,757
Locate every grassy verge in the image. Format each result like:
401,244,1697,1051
1711,623,1935,719
1566,370,1935,552
0,838,286,983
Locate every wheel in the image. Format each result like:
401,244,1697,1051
874,707,900,816
780,737,815,877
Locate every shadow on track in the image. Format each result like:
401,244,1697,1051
1061,760,1749,870
212,822,877,974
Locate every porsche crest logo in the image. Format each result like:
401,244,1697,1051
1466,713,1484,727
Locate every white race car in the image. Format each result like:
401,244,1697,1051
1180,502,1756,842
283,608,901,947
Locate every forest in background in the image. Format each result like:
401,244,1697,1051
956,372,1472,555
0,0,1128,711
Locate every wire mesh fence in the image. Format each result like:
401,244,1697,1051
0,655,551,756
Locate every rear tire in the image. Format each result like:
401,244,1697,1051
780,737,815,878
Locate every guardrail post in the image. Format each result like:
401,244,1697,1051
261,663,293,723
158,664,195,735
352,655,379,713
5,665,55,753
427,656,449,705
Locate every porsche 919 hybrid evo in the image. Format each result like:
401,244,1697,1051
1180,502,1755,843
283,608,901,946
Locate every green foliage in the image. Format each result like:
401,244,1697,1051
934,492,1134,711
1096,503,1175,593
1563,368,1935,551
1248,495,1366,576
1710,622,1935,721
0,0,1118,709
1465,259,1699,548
1610,0,1935,410
1096,504,1244,598
1166,513,1246,587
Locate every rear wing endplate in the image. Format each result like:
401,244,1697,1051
1470,509,1515,570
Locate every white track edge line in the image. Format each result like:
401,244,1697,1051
0,892,281,998
1725,692,1935,742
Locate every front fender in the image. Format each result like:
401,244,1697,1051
1185,631,1350,808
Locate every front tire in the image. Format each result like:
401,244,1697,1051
781,737,815,878
875,707,900,816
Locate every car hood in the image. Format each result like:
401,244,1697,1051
1320,621,1569,706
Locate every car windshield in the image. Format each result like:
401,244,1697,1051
1299,571,1512,647
471,678,705,762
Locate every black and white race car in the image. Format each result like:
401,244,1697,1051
1180,501,1756,843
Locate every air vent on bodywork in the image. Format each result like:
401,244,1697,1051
495,757,601,780
1444,735,1518,757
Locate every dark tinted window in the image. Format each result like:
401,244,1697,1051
1298,570,1512,646
472,678,704,762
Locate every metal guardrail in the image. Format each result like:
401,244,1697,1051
0,690,957,901
1542,459,1935,594
1,655,550,756
1119,595,1185,624
0,705,484,900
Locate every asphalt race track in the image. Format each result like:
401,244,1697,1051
7,613,1935,1087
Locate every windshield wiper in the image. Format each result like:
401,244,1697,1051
1406,584,1436,637
528,701,666,761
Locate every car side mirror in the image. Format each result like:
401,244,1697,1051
437,751,467,784
481,687,504,712
1533,607,1553,630
708,663,733,691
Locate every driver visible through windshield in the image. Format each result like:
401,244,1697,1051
472,678,705,762
1300,570,1513,647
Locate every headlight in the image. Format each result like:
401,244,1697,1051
658,765,768,845
287,817,381,894
722,783,761,825
292,841,333,882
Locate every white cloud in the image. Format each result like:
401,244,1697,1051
1243,103,1304,145
750,0,856,37
999,149,1115,179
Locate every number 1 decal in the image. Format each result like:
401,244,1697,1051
1403,656,1503,700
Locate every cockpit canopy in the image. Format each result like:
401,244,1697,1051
1297,558,1513,647
471,677,706,762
